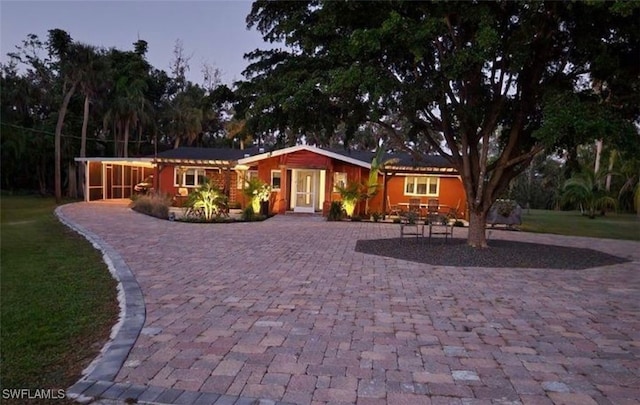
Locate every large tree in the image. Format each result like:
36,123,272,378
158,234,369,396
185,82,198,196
239,1,639,247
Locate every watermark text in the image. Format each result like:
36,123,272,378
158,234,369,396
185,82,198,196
2,388,66,400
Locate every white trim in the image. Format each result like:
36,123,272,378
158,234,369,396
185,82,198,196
270,170,282,190
174,166,209,188
74,157,155,168
237,145,371,169
291,169,317,213
404,175,440,197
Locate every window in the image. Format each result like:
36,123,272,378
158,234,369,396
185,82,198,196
404,176,439,196
333,172,347,191
175,167,207,187
237,170,258,189
271,170,281,190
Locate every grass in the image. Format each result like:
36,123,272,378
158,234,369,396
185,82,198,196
0,195,118,403
520,209,640,241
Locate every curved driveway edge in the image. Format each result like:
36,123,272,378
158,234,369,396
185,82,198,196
57,203,294,405
56,204,146,400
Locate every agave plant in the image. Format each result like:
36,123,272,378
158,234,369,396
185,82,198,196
562,169,616,218
186,180,228,221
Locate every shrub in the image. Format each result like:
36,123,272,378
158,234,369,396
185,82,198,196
242,205,256,221
186,180,228,221
371,212,382,222
131,193,171,219
243,177,271,213
327,201,344,221
335,182,362,217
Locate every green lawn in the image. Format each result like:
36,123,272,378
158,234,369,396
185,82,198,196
520,209,640,241
0,195,118,401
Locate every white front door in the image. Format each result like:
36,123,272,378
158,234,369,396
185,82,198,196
293,170,316,213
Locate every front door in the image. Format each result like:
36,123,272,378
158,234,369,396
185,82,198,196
294,170,316,213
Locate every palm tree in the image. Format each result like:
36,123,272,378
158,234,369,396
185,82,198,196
74,45,108,197
617,155,640,216
562,168,617,218
363,145,399,215
167,86,204,148
48,29,81,202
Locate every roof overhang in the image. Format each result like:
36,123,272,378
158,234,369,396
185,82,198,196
384,166,459,175
153,158,235,166
237,145,371,169
74,157,155,168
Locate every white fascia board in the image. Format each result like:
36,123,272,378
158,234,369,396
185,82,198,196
74,157,155,168
237,145,371,169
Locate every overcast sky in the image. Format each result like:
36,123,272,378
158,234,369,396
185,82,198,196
0,1,273,85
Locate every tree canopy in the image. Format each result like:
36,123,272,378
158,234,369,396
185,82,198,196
238,0,639,247
1,31,234,197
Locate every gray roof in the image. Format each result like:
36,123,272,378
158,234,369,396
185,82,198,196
327,148,453,169
153,146,456,171
153,146,261,162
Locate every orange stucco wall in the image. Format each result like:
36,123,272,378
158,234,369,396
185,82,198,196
385,175,467,219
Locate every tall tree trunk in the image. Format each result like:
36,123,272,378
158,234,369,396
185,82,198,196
594,139,603,175
79,94,90,198
54,81,77,203
605,149,616,192
124,118,130,158
67,161,77,198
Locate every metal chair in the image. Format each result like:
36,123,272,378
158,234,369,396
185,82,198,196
426,210,453,244
408,198,422,216
400,210,424,239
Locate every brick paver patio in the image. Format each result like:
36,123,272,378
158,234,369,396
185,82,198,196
61,201,640,404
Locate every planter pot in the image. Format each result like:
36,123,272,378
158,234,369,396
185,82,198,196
487,200,522,226
260,200,269,216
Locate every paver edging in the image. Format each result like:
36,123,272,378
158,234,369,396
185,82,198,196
55,204,146,402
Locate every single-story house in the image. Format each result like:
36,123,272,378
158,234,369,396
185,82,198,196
75,145,467,218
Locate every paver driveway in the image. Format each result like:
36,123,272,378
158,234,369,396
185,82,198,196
61,201,640,405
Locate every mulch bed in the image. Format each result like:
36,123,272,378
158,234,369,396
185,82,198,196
355,237,630,269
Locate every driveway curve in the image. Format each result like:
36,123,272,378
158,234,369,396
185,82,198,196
61,201,640,405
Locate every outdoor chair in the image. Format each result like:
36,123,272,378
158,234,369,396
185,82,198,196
426,210,453,244
400,210,424,239
386,195,401,217
408,198,422,216
427,199,439,215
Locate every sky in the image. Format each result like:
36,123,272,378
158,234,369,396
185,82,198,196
0,1,274,85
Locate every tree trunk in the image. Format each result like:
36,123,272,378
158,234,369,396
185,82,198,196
67,161,77,198
594,139,603,175
79,94,90,199
54,81,77,203
124,118,130,158
467,209,489,248
605,150,616,192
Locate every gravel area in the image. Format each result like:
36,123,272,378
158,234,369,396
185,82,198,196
355,237,630,269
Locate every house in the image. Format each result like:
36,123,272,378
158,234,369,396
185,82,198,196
75,145,467,218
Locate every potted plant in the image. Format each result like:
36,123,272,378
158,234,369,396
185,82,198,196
335,182,362,217
243,177,271,214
